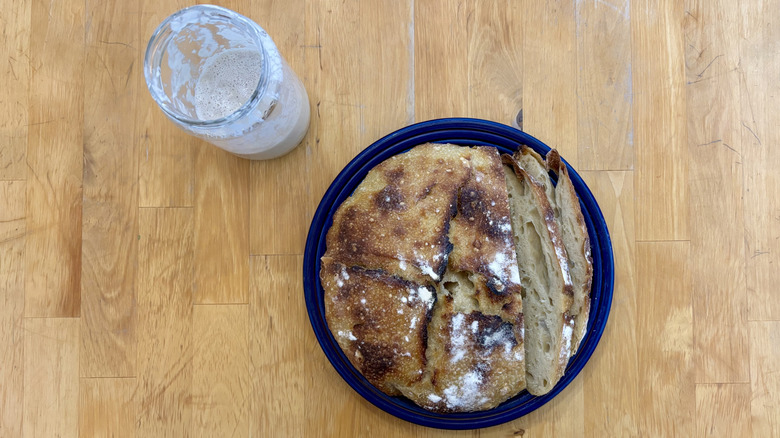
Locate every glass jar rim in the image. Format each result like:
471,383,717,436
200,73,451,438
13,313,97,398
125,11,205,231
143,4,279,127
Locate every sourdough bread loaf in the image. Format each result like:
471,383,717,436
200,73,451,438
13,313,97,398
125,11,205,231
322,142,592,411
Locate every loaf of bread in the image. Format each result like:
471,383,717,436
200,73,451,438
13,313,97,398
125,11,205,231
321,142,592,411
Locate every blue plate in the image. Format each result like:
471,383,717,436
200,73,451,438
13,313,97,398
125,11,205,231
303,118,614,430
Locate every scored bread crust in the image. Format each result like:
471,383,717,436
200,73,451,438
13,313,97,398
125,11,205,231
513,146,593,355
322,144,526,413
322,258,435,396
502,153,574,396
427,146,526,412
446,146,524,320
324,144,472,285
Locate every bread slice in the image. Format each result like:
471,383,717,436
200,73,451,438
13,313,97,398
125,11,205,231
545,149,593,353
502,154,574,396
513,146,592,354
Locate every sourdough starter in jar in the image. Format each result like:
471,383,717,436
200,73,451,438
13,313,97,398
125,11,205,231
144,5,310,160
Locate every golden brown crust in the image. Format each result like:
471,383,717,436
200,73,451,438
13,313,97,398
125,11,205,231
448,147,524,319
419,298,526,412
322,257,435,395
324,144,471,284
323,144,526,412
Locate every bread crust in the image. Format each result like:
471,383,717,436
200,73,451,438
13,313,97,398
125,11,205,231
322,142,591,406
322,257,434,396
324,143,471,285
323,144,526,412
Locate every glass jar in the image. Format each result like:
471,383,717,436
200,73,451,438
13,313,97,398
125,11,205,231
144,5,310,160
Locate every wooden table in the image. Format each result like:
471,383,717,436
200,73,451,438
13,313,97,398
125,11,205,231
2,0,778,436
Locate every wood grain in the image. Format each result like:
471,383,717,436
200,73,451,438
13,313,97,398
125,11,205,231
137,113,196,208
695,383,752,438
250,256,305,436
0,0,30,180
631,0,689,241
192,304,249,437
249,145,309,255
137,1,195,208
580,171,639,436
741,0,780,321
495,402,553,437
466,0,523,124
575,0,634,171
636,241,694,436
279,3,379,434
546,378,585,437
684,0,749,384
194,145,249,303
23,318,79,438
249,0,311,256
305,0,364,212
80,378,137,438
24,0,85,317
80,0,139,378
522,0,578,162
136,208,193,437
359,0,414,142
0,181,25,437
414,0,469,120
749,321,780,435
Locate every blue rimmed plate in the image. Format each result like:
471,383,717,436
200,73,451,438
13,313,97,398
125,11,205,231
303,118,614,430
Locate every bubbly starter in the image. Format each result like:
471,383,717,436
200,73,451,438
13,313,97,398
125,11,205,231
192,47,310,159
